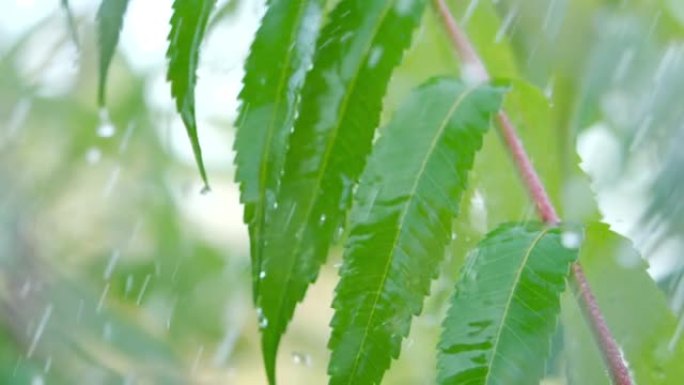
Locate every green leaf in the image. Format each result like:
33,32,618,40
166,0,215,188
256,0,427,382
446,0,519,79
60,0,80,50
234,0,325,302
96,0,130,106
329,78,504,385
563,222,684,385
438,223,577,385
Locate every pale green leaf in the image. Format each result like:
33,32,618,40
60,0,80,50
234,0,325,302
166,0,215,188
329,78,504,385
563,222,684,385
96,0,130,106
256,0,427,383
438,223,577,385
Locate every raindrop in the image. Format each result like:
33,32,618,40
284,203,297,228
103,250,120,280
259,270,266,279
494,6,517,44
291,351,312,366
27,304,53,358
31,375,44,385
469,189,487,234
394,0,413,15
257,307,269,329
103,166,121,198
136,274,151,305
668,315,684,352
340,32,354,44
333,225,345,242
368,46,383,69
191,345,204,374
124,275,134,297
85,147,102,164
200,185,211,195
43,356,52,374
96,283,110,313
561,230,582,250
118,122,136,154
97,108,116,138
319,214,327,225
461,0,479,25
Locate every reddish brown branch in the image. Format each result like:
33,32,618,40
433,0,633,384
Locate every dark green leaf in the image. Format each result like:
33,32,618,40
256,0,427,382
438,223,577,385
96,0,130,106
234,0,325,302
166,0,215,188
563,222,684,385
329,78,504,385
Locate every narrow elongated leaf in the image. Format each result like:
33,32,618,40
438,223,577,385
166,0,215,187
96,0,130,106
256,0,427,382
563,222,684,385
234,0,324,302
60,0,80,49
329,78,504,385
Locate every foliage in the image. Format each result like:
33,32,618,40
1,0,684,384
438,223,577,385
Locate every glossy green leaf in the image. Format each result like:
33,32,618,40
438,223,577,385
256,0,427,383
96,0,130,106
563,222,684,385
166,0,215,188
328,78,504,385
234,0,324,302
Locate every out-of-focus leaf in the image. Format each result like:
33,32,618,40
60,0,80,49
446,0,519,79
166,0,215,188
207,0,240,31
234,0,324,302
256,0,427,382
563,222,684,385
329,78,503,385
96,0,130,106
437,223,576,385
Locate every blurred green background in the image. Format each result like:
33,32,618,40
1,0,683,384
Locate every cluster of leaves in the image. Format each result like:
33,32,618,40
91,0,684,384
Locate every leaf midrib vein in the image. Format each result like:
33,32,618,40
346,86,478,383
269,0,395,344
482,228,551,385
252,0,312,297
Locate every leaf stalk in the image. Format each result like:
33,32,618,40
432,1,633,384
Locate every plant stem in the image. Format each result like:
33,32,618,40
433,1,633,384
